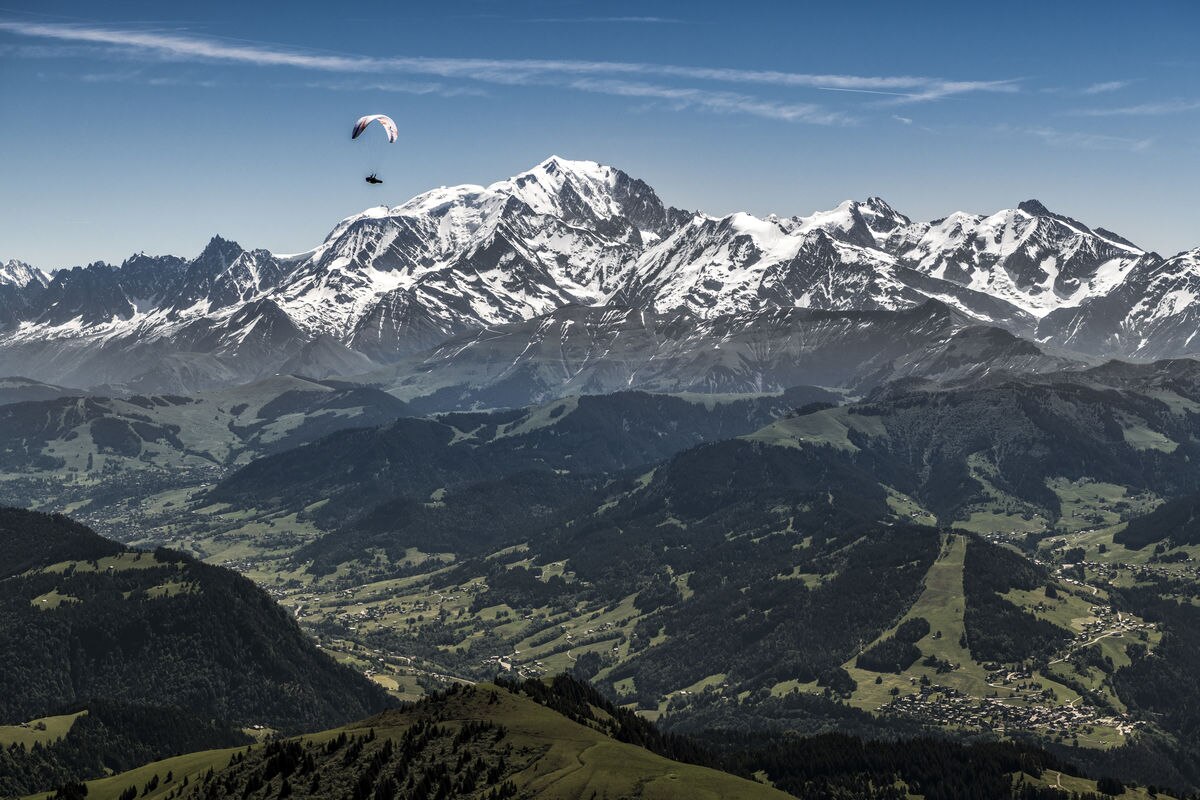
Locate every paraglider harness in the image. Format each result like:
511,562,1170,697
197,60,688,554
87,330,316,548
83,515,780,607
365,173,383,184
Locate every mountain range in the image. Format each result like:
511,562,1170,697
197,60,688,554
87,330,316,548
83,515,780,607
8,159,1200,797
3,157,1198,398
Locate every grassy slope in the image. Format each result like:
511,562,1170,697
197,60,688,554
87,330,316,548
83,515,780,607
23,744,248,800
0,712,86,748
742,407,886,452
1021,770,1171,799
26,686,788,800
839,533,985,709
833,533,1135,748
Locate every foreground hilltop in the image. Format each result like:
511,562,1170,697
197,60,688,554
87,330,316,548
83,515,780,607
30,677,1149,800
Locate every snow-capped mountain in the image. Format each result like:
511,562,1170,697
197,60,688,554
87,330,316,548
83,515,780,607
615,193,1150,328
0,260,47,290
0,156,1190,394
273,157,682,357
886,200,1149,318
0,259,49,330
1038,247,1200,359
616,207,923,316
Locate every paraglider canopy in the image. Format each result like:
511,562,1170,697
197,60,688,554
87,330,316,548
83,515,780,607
352,114,398,143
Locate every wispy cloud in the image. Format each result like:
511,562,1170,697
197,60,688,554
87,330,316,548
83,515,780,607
816,86,914,98
527,16,686,24
0,19,1018,120
0,41,114,59
79,68,216,87
565,78,855,124
1082,80,1132,95
80,68,141,83
304,79,487,97
892,115,913,125
147,74,215,87
1072,98,1200,117
890,80,1020,104
1013,125,1152,152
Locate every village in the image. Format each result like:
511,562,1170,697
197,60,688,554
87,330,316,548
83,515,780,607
874,556,1163,744
882,683,1142,743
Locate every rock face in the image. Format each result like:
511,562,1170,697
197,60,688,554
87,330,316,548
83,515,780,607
0,157,1190,394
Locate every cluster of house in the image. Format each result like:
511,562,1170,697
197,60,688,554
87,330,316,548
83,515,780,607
476,615,627,679
1070,605,1150,649
1098,560,1199,581
881,683,1141,741
480,651,548,680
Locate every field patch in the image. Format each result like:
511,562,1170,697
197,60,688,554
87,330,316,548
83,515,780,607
744,407,886,452
0,711,85,748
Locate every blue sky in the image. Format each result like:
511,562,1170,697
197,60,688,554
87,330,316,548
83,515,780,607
2,0,1198,269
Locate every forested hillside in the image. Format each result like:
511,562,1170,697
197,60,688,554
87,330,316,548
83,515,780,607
0,508,393,796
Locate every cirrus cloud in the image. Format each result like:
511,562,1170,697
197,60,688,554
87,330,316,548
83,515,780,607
0,18,1020,125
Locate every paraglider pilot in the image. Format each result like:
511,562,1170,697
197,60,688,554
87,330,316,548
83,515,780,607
353,115,397,187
